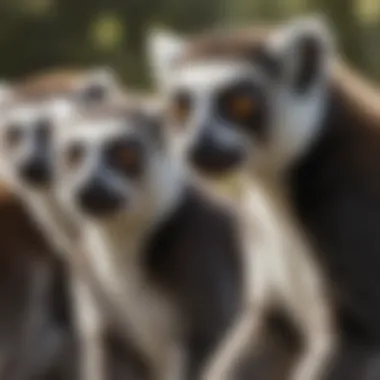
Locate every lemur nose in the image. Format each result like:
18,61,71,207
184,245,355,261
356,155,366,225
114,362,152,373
19,157,51,186
188,128,245,176
77,177,125,217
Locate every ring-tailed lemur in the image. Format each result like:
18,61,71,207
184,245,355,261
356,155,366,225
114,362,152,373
0,72,128,380
148,16,336,380
54,102,270,380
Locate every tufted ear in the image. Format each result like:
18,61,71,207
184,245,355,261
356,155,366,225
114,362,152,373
146,29,188,88
75,67,121,105
268,15,334,94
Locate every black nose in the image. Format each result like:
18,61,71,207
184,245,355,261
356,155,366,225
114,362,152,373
19,158,51,186
77,177,125,217
188,130,245,176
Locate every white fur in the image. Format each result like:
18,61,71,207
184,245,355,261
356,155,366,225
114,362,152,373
70,272,107,380
173,60,253,91
147,29,188,89
264,16,333,170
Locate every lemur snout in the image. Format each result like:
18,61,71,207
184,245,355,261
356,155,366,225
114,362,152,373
19,156,52,186
76,176,125,217
188,128,246,176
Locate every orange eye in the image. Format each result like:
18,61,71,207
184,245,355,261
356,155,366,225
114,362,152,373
115,147,140,170
170,92,192,124
65,143,84,171
111,144,143,178
228,96,256,120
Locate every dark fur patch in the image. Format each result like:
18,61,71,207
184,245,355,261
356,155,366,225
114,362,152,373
0,198,76,380
293,34,324,93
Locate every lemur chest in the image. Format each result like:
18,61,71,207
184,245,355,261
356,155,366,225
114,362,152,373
84,227,170,314
240,179,302,300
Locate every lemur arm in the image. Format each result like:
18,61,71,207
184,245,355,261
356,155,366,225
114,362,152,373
110,275,185,380
278,224,336,380
258,178,336,380
70,268,107,380
71,273,107,380
201,183,276,380
202,177,335,380
83,228,186,380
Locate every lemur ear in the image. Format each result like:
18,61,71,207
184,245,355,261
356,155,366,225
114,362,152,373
269,16,334,94
147,29,188,88
75,67,121,105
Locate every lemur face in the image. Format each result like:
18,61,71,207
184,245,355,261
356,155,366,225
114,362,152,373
0,98,74,191
0,68,123,195
55,111,167,220
164,60,268,175
148,17,333,176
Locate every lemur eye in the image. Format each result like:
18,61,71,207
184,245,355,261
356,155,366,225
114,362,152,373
228,95,257,120
64,143,85,171
106,139,143,178
4,124,23,149
169,91,192,125
218,81,261,124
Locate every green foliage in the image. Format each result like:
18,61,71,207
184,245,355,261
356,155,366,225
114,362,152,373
0,0,379,86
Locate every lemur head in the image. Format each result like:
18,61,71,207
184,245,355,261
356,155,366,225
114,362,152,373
0,68,124,195
54,105,180,223
0,97,74,193
148,17,334,177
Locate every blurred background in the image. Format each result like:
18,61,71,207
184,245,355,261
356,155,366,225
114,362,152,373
0,0,380,88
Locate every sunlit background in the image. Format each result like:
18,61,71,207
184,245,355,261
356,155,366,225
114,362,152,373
1,0,380,88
